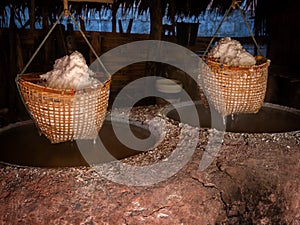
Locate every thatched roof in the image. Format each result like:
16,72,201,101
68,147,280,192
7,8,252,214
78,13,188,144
0,0,297,34
0,0,247,17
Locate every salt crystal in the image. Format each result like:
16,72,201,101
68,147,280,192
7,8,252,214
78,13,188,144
208,37,256,66
40,51,101,90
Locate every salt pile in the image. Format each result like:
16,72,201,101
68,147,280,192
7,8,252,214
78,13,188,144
208,37,256,66
40,51,101,90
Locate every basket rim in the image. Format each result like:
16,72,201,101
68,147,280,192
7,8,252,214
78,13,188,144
17,72,111,95
203,56,271,70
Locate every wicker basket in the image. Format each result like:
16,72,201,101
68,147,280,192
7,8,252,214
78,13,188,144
17,73,111,143
200,56,270,116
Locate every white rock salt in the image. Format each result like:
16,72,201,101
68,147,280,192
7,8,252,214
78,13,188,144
208,37,256,66
40,51,101,90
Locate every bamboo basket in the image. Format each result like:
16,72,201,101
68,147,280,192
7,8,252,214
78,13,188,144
17,73,111,143
200,56,270,116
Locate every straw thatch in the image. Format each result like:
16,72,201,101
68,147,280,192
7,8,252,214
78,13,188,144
0,0,265,32
1,0,297,37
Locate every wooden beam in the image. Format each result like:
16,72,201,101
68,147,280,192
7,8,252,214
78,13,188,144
68,0,114,3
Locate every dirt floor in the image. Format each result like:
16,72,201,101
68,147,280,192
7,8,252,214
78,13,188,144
0,105,299,224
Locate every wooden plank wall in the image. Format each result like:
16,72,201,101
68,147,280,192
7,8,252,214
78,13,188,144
1,28,266,107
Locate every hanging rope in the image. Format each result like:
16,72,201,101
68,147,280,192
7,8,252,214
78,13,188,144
68,13,111,78
18,6,110,79
203,0,263,57
19,11,64,75
16,2,111,121
236,4,262,56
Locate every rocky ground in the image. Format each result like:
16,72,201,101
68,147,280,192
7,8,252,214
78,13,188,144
0,105,299,224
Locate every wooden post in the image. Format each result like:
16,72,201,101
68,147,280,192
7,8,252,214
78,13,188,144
63,0,69,17
16,34,24,73
89,32,102,64
149,0,162,40
42,5,49,31
111,2,117,33
79,16,86,31
169,0,176,37
126,18,133,34
118,19,123,33
30,0,35,31
0,26,9,108
144,0,163,105
8,6,16,107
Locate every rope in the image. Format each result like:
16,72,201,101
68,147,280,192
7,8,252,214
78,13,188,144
203,4,233,57
19,11,64,76
16,8,111,121
236,4,263,56
68,13,111,79
203,0,263,57
18,9,110,79
15,10,65,124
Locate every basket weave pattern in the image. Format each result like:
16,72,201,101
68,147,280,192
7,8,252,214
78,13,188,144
201,57,270,116
18,73,111,143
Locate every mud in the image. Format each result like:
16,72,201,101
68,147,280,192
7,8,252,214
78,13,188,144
0,105,299,224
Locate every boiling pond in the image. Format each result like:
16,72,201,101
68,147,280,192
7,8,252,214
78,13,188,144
0,119,158,167
162,101,300,133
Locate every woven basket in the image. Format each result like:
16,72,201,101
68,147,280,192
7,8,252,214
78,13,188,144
17,73,111,143
200,56,270,116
